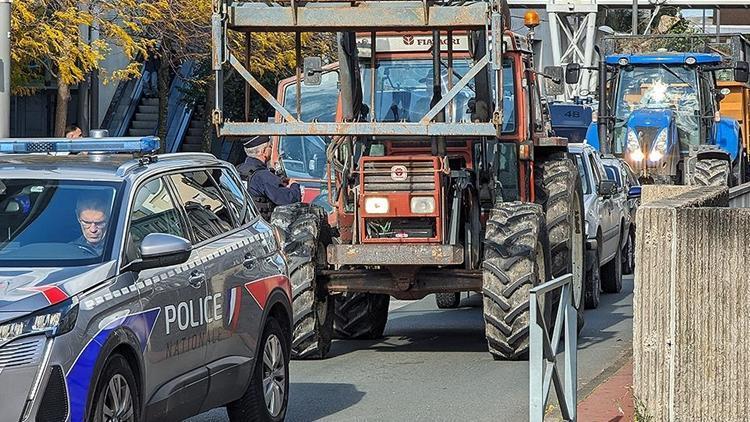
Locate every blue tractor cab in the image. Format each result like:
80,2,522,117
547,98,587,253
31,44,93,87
578,34,750,186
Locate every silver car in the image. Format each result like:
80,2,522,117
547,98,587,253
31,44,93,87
569,143,627,309
0,137,292,422
601,155,641,276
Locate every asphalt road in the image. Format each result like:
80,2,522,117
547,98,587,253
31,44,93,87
189,276,634,422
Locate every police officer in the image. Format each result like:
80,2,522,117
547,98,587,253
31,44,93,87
237,136,302,219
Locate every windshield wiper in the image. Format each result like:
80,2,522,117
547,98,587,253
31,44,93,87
660,63,689,86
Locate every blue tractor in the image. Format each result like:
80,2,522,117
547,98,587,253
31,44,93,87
570,34,750,186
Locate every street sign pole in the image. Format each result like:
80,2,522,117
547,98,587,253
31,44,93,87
0,0,10,137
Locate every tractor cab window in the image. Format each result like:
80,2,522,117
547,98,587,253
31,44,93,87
279,70,338,180
613,65,700,154
361,58,516,132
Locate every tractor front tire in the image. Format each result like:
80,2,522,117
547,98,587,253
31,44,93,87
535,154,586,328
694,159,730,187
271,203,334,359
333,293,390,340
482,202,548,360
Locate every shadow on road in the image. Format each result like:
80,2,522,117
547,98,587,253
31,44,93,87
327,306,489,357
325,276,633,358
578,277,634,351
287,383,366,422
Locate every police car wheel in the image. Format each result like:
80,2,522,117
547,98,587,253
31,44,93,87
91,354,140,422
227,317,290,422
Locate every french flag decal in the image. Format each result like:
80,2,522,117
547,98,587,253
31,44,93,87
226,286,243,331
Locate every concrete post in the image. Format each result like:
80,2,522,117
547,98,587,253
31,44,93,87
0,0,10,137
634,186,750,421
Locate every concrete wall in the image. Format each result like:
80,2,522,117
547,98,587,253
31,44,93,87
634,186,750,421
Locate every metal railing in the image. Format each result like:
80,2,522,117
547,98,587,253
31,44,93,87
529,273,577,422
729,182,750,208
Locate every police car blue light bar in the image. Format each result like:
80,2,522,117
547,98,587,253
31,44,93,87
0,136,160,154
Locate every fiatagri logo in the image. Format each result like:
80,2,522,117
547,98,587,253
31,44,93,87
402,35,462,47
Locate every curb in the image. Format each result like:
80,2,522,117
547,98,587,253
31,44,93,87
544,348,633,421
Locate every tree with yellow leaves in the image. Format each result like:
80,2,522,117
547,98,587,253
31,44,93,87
11,0,162,136
143,0,334,150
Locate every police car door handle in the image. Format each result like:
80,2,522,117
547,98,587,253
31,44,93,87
188,270,206,288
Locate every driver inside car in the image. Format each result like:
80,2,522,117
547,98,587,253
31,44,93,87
73,198,109,255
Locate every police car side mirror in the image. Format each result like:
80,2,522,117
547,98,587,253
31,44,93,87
125,233,192,273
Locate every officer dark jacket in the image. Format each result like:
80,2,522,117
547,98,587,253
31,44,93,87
237,157,301,209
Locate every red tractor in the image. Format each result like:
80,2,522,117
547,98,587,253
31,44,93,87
213,0,585,360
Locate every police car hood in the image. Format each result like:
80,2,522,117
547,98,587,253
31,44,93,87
0,262,117,321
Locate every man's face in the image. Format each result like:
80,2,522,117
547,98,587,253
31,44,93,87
66,128,82,139
78,209,108,245
259,144,272,164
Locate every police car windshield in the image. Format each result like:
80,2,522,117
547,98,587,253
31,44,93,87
0,179,119,267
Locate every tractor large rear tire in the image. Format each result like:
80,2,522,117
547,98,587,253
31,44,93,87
271,203,334,359
694,159,730,187
333,293,390,340
482,202,548,360
535,154,586,329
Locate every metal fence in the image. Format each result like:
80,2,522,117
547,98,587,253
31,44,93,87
529,273,577,422
729,182,750,208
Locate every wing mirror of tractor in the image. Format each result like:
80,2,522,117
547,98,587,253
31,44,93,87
303,56,323,86
543,66,564,96
598,180,617,197
565,63,581,85
735,61,750,84
628,185,642,200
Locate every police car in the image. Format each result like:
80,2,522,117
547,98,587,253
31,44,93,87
0,137,292,421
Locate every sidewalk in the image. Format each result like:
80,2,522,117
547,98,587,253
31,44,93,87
577,360,634,422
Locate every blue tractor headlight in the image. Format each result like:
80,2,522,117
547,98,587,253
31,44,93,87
649,128,669,161
626,129,643,162
0,136,160,155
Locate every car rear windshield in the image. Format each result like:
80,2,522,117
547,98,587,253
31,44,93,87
0,179,120,267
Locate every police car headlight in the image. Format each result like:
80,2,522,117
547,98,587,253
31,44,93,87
364,197,390,214
0,299,78,344
410,197,435,214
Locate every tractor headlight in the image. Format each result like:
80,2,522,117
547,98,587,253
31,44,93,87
364,197,390,214
410,197,436,214
0,299,78,345
653,128,668,153
649,128,668,162
627,129,643,162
